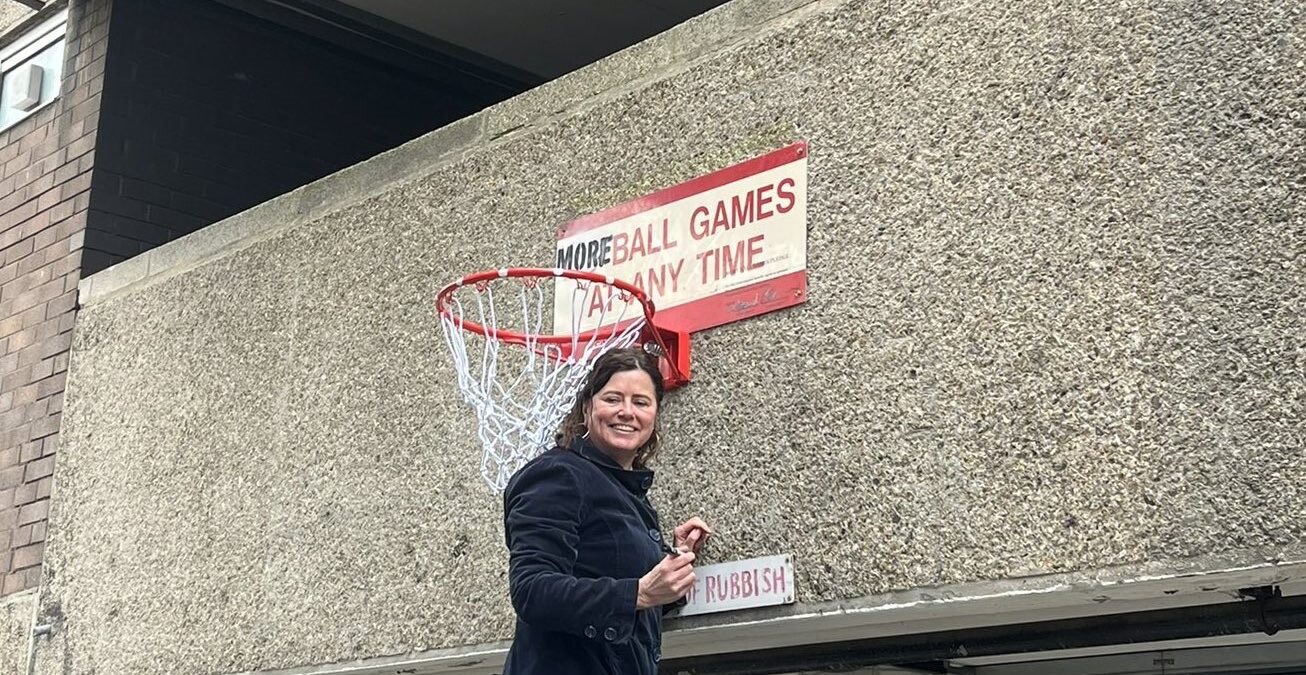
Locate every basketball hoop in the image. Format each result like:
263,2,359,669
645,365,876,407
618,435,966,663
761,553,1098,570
436,268,690,491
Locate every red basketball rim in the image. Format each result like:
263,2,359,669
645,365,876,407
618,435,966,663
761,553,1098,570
435,267,656,347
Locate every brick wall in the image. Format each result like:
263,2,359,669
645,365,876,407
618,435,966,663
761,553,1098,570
0,0,109,597
84,0,511,274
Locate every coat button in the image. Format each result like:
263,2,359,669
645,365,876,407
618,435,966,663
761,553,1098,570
584,625,597,639
641,476,653,489
648,528,660,542
604,627,618,641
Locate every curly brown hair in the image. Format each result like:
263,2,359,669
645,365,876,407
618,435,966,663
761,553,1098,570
555,347,666,468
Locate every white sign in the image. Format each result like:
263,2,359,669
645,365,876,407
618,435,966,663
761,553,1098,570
676,554,795,617
554,144,809,334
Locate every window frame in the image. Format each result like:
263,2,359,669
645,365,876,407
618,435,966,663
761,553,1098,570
0,8,68,132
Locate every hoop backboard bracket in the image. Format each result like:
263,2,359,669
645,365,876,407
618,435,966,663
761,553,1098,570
644,323,691,390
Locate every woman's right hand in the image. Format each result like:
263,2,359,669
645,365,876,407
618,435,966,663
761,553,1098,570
636,550,696,609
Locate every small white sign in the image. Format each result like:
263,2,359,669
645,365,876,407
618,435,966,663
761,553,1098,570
676,554,795,617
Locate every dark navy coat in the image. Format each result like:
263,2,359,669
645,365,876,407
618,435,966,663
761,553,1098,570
502,439,677,675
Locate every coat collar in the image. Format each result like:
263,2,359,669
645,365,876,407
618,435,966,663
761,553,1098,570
570,437,656,495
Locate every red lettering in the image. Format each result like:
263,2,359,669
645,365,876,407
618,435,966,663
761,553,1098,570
756,183,774,219
742,569,755,598
720,240,745,279
629,226,647,259
706,574,720,603
772,566,787,594
611,232,629,265
585,284,613,319
711,201,731,237
775,177,796,213
729,572,741,599
747,234,764,271
730,191,755,226
690,206,711,240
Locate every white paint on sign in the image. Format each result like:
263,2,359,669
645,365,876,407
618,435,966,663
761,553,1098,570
553,144,808,334
675,554,795,617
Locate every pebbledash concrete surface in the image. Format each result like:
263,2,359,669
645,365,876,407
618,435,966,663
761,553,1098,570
29,0,1304,672
0,0,34,35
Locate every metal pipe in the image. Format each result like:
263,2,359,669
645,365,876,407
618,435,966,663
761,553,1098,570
660,587,1306,675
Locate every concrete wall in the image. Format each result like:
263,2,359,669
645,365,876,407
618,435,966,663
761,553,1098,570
0,0,109,601
0,1,33,35
1,589,35,674
44,0,1304,673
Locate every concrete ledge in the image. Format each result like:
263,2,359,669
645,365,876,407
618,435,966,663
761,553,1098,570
236,546,1306,675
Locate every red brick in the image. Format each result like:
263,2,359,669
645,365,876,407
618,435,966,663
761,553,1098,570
50,252,81,278
0,466,22,490
2,238,34,266
12,481,35,506
35,188,61,213
29,412,59,440
0,364,30,391
34,476,51,499
18,441,41,463
2,198,38,225
2,572,28,595
31,223,61,252
52,162,79,187
45,290,77,318
23,458,54,484
0,314,21,340
7,329,38,355
17,499,47,525
25,172,55,200
17,126,48,154
17,305,45,330
12,524,30,548
0,227,21,253
11,541,42,569
0,423,31,448
1,265,54,301
36,373,65,398
0,408,22,431
0,142,20,165
45,200,74,225
64,136,94,163
17,244,66,277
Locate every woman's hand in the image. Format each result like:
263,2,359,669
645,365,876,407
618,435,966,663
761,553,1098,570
636,550,696,610
674,517,713,553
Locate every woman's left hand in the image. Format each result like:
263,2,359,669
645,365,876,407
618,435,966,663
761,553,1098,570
674,517,713,553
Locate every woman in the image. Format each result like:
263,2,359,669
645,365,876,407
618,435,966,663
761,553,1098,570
502,347,712,674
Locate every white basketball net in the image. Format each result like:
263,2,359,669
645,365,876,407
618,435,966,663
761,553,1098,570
438,270,648,491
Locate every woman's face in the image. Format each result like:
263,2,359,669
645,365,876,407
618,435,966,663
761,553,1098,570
585,368,658,461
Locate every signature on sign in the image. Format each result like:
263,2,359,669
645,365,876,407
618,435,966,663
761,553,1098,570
726,287,783,314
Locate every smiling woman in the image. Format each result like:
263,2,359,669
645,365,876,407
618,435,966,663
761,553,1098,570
501,347,712,675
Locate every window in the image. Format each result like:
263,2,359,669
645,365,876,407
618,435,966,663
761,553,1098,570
0,9,67,131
